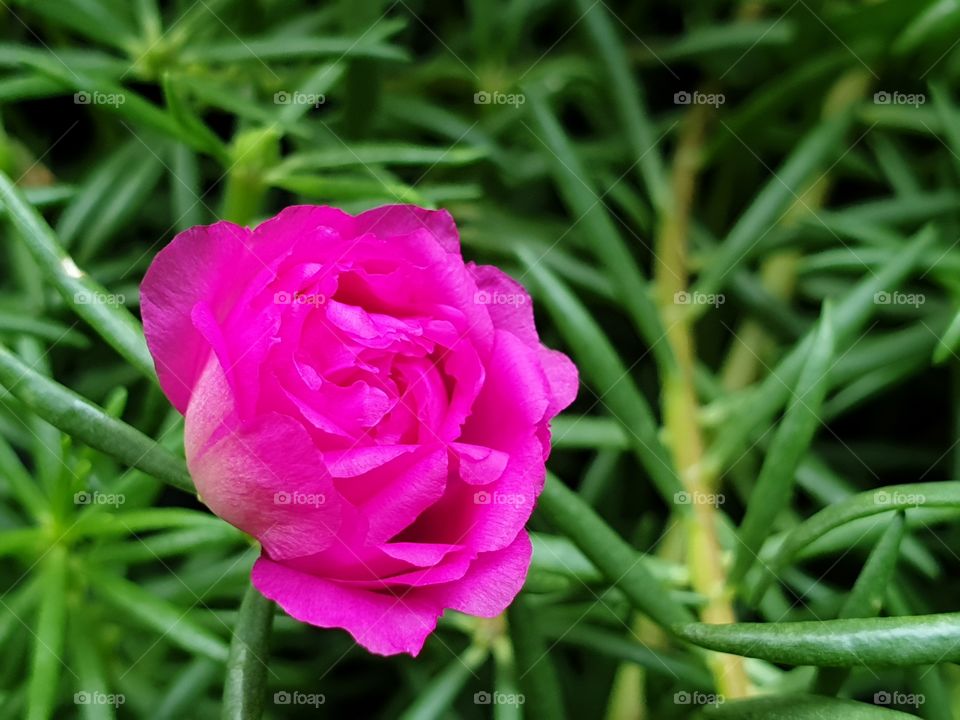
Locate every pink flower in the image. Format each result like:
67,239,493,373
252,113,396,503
141,205,577,656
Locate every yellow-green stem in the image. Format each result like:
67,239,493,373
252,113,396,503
654,100,751,699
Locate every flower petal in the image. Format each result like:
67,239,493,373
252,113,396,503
252,554,442,656
141,221,253,412
422,531,532,616
354,205,460,255
186,359,341,560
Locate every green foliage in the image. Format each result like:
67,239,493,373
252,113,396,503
0,0,958,718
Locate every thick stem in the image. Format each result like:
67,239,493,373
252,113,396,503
221,128,280,227
654,101,751,699
222,584,274,720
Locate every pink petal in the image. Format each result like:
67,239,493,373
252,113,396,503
540,347,579,419
141,221,254,412
379,542,464,565
468,263,537,345
354,205,460,255
461,329,551,450
422,531,533,616
252,555,443,656
395,434,543,556
251,531,532,656
451,442,509,485
468,263,579,419
323,445,419,478
334,448,448,544
186,360,341,561
252,205,356,259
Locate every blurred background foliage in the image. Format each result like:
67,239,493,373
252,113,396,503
1,0,960,718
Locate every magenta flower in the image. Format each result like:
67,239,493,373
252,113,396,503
140,205,578,656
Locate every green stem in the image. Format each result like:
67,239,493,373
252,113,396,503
0,343,194,494
221,128,280,226
222,584,274,720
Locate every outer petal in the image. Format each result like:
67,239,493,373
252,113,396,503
354,205,460,255
539,348,579,420
142,207,357,414
468,263,579,418
461,329,551,451
141,221,254,412
252,554,443,656
250,531,532,656
468,263,537,345
422,530,532,616
252,204,357,262
186,358,341,560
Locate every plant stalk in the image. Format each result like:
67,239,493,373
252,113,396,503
654,100,751,699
